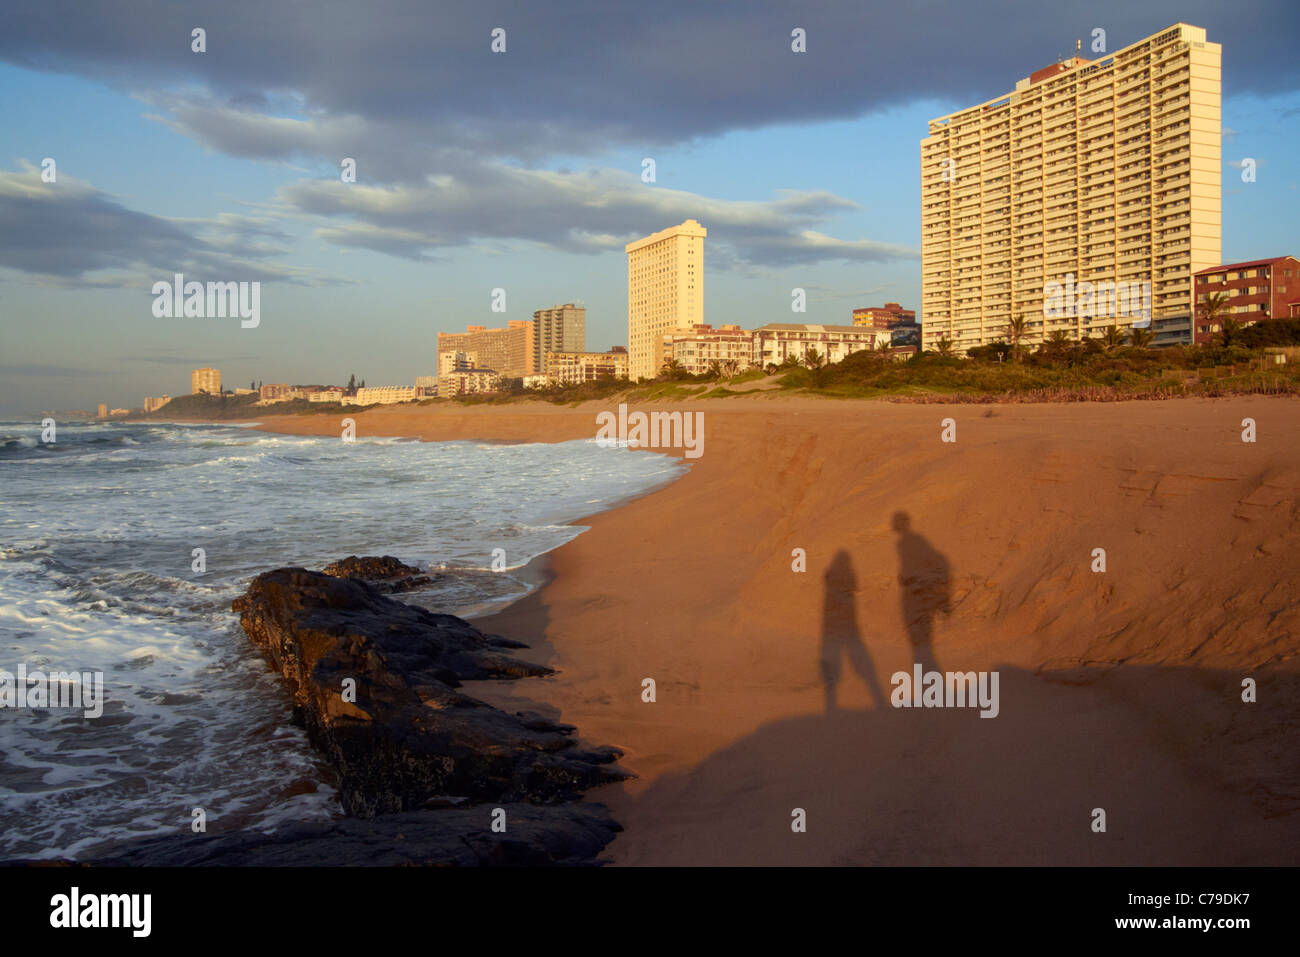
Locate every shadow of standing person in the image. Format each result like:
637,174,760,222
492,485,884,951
892,512,951,675
820,550,885,712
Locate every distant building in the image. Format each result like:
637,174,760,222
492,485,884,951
436,321,534,379
1193,256,1300,344
438,368,502,396
852,302,916,328
109,408,130,417
850,304,922,347
259,383,293,403
143,396,171,413
533,303,586,370
753,324,889,368
414,376,439,398
544,347,630,385
233,388,257,395
661,325,755,376
627,219,707,380
97,403,108,418
307,387,346,403
191,368,221,395
437,350,477,375
354,386,418,405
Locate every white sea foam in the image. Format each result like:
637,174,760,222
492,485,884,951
0,420,685,859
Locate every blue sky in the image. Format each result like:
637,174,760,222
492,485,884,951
1,0,1297,415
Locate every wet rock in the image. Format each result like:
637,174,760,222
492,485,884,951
231,566,627,818
13,803,620,867
320,555,440,593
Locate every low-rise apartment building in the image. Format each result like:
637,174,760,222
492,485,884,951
1193,256,1300,344
438,350,477,374
754,324,889,368
438,369,502,396
543,347,630,385
852,302,916,328
259,383,295,403
354,386,418,405
661,325,754,376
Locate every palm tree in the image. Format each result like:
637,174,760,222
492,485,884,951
1047,328,1070,355
1200,291,1229,345
707,359,723,379
660,357,684,379
1218,316,1241,348
722,358,740,378
1102,324,1124,351
1005,315,1027,361
804,347,825,370
1128,325,1154,348
936,336,954,357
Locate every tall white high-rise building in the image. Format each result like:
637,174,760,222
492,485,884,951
921,23,1221,351
626,219,706,380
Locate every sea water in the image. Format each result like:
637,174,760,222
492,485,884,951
0,420,685,859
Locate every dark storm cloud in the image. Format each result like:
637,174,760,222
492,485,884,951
0,166,332,286
2,0,1294,173
1,0,1293,271
0,171,194,279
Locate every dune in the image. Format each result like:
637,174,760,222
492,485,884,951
255,395,1300,864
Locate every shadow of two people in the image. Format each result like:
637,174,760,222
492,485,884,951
820,512,952,712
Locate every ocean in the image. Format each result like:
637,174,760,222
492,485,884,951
0,420,685,860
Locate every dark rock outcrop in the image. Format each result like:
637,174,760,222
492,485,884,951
320,554,440,593
231,567,627,818
64,803,621,867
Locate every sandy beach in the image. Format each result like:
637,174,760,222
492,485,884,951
253,396,1300,865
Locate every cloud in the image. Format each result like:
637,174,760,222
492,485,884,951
115,353,257,365
3,1,1295,180
0,163,336,287
0,363,108,377
276,165,915,267
1,1,1291,272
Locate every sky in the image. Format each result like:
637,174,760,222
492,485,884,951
1,0,1297,415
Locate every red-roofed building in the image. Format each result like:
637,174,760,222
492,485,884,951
1193,256,1300,344
852,302,916,329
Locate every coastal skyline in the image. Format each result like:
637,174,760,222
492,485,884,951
3,1,1299,415
3,0,1300,908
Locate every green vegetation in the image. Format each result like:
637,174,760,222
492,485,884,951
137,392,259,419
770,329,1300,401
137,392,381,420
515,375,631,405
